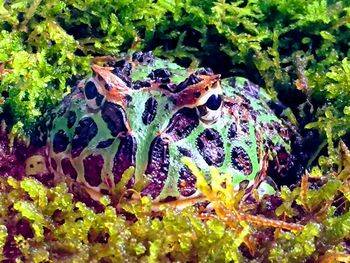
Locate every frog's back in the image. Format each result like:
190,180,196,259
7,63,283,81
30,52,294,202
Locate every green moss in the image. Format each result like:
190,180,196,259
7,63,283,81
0,225,7,260
269,223,320,263
1,0,350,141
0,155,348,261
0,176,250,261
2,0,350,261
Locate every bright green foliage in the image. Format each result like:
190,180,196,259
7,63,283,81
269,223,320,263
0,225,7,260
0,157,349,261
275,179,343,218
296,179,342,211
322,209,350,249
0,176,251,261
1,0,350,142
275,186,300,218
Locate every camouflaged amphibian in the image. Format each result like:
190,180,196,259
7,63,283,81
27,52,293,204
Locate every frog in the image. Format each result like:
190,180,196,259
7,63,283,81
26,51,294,206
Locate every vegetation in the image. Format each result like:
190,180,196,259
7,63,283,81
1,0,350,262
0,153,350,262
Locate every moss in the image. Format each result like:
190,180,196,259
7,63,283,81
0,0,350,140
0,151,349,261
2,0,350,261
0,176,250,261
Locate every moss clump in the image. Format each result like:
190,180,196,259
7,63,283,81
0,147,350,261
0,176,261,261
0,0,350,143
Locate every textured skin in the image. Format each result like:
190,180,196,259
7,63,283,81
31,52,292,202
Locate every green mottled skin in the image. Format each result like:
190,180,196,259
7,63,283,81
29,54,292,202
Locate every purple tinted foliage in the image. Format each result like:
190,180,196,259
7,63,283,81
257,195,283,218
239,228,275,259
88,231,110,244
15,219,34,239
3,235,23,262
0,131,27,180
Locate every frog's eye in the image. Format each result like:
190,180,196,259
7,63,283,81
205,93,222,110
196,94,223,124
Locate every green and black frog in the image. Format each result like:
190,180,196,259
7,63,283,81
26,51,295,205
